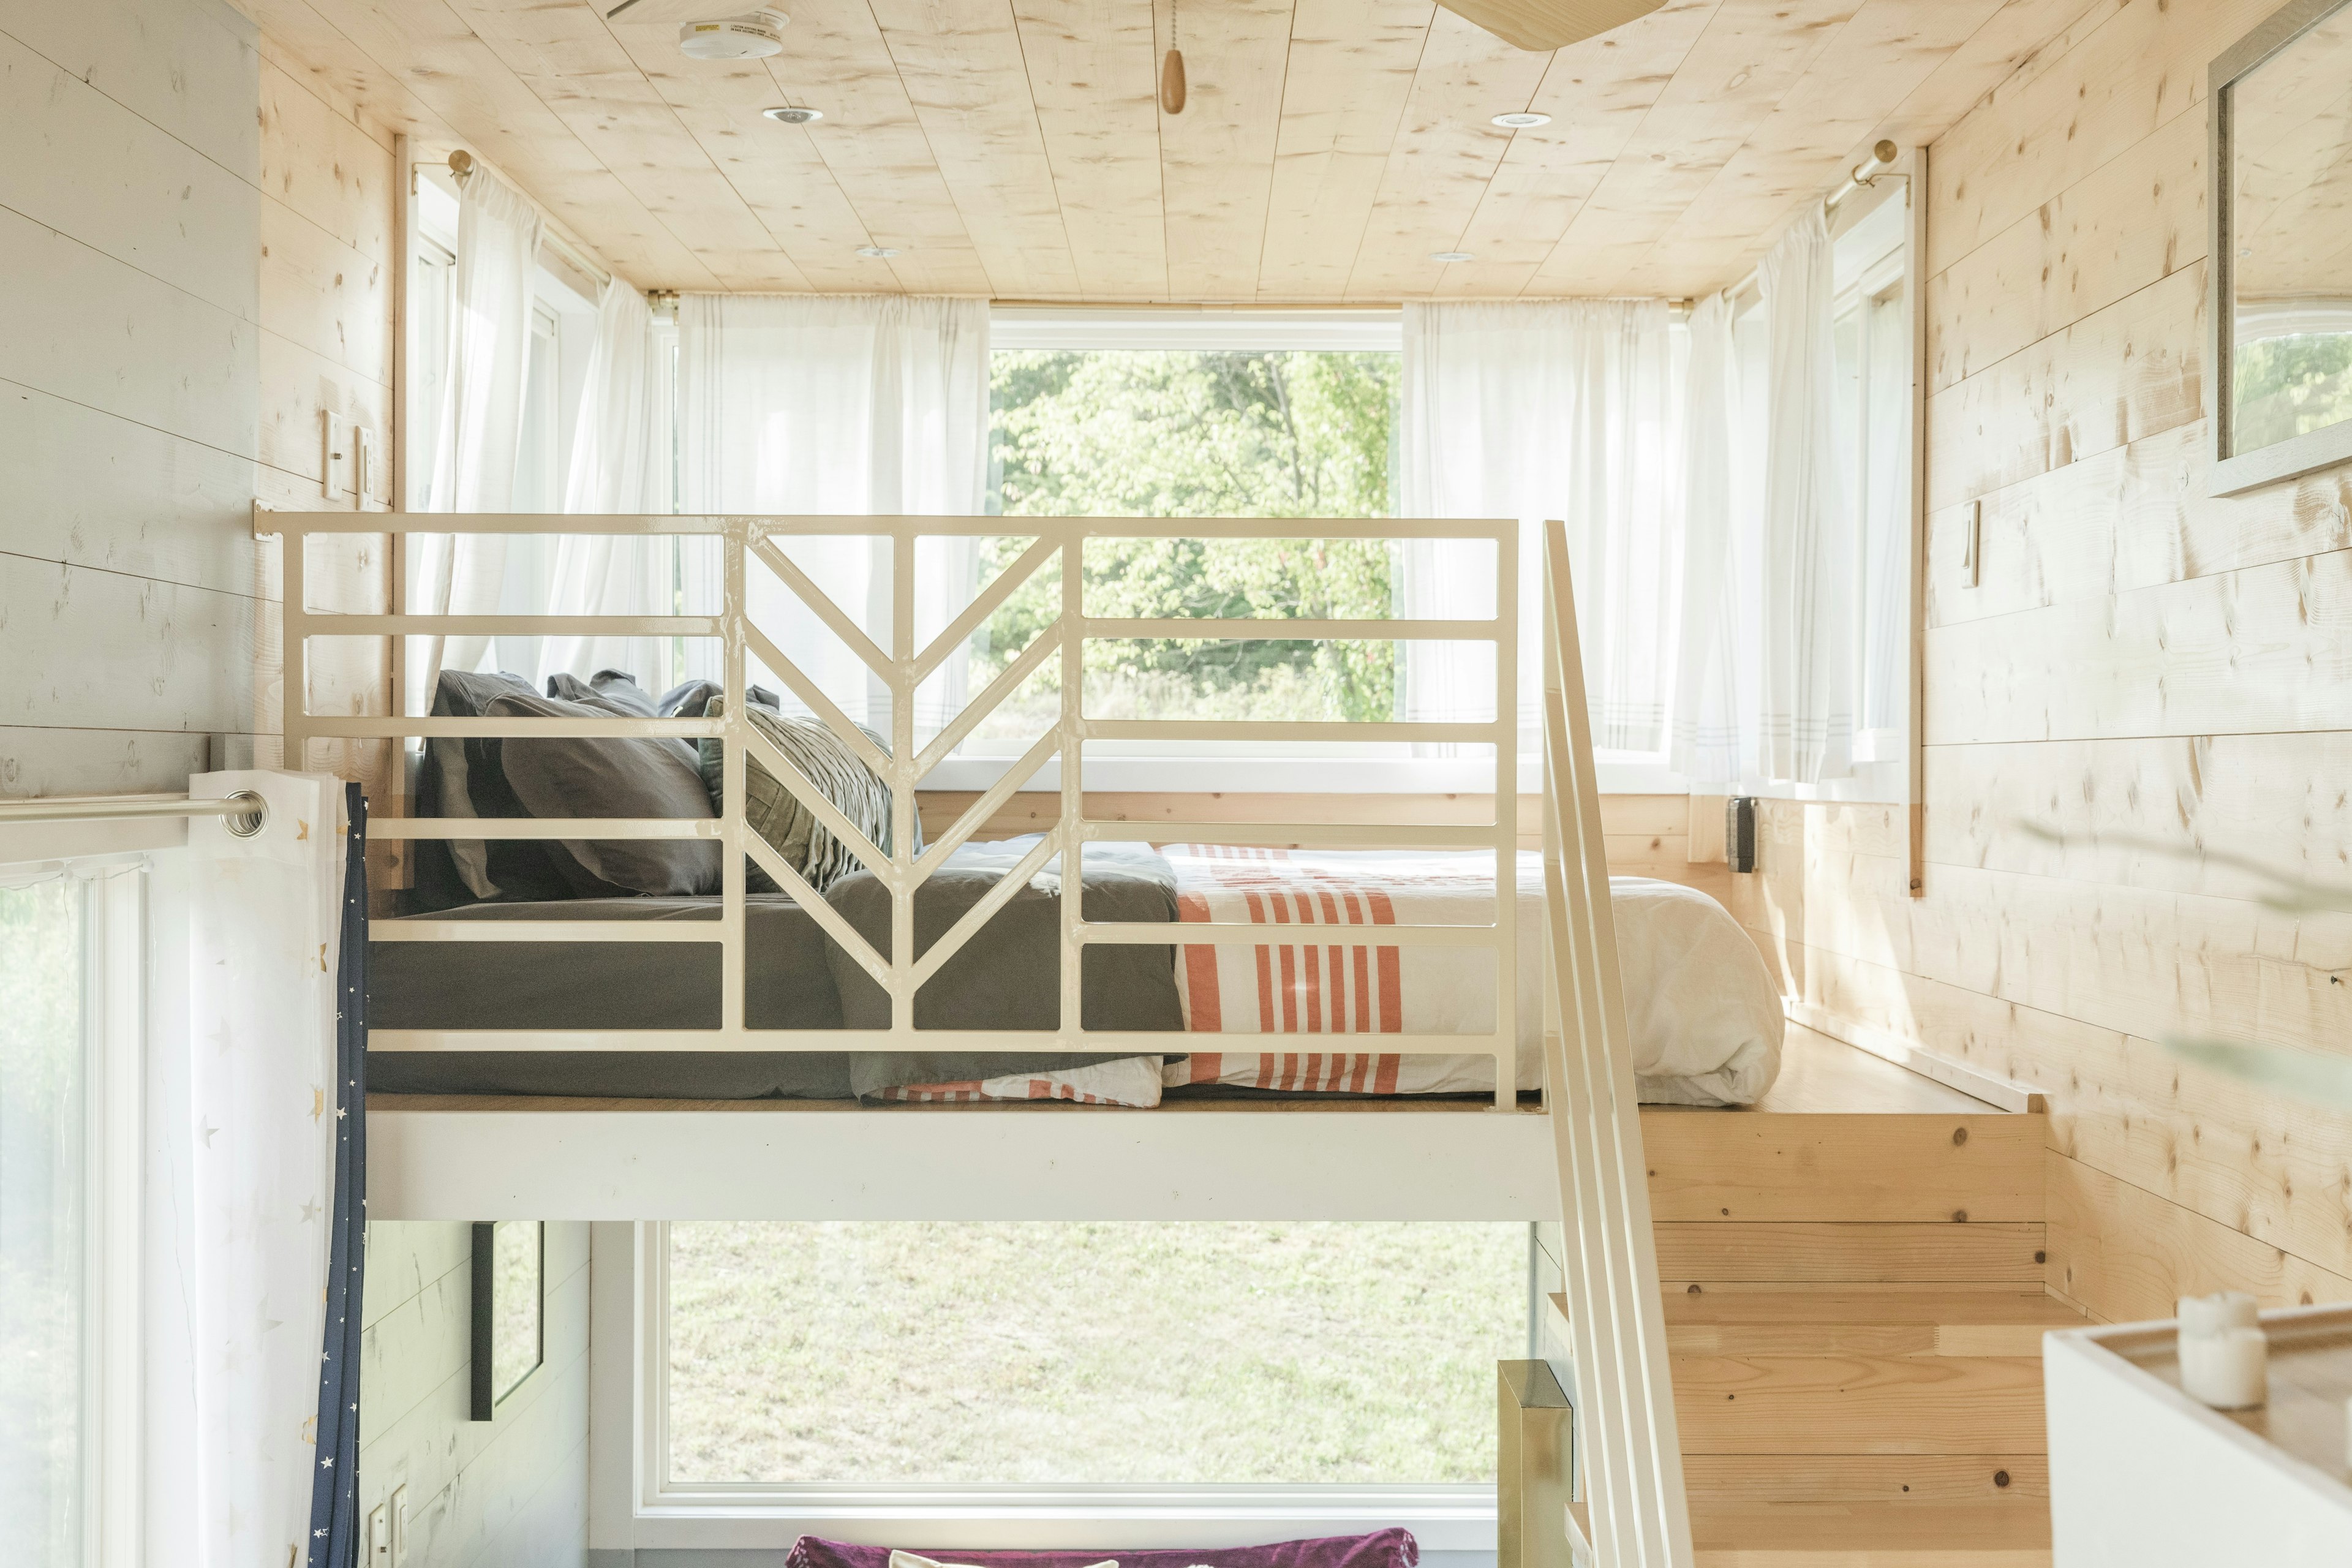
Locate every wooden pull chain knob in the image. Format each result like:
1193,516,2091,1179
1161,47,1186,114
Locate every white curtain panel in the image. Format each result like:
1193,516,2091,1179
536,276,676,687
1756,209,1856,783
406,171,545,706
1399,299,1680,756
176,771,344,1568
1668,292,1743,785
676,293,989,744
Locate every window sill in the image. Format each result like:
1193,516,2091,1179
618,1485,1496,1552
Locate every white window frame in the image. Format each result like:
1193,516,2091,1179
587,1222,1501,1556
968,308,1682,796
0,849,149,1568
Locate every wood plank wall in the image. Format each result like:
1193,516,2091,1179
1728,0,2352,1325
358,1221,593,1567
0,0,394,800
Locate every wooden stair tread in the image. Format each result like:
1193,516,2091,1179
1662,1290,2085,1327
1691,1502,2052,1564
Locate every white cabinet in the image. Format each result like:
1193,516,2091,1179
2046,1305,2352,1565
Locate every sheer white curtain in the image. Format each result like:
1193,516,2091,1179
676,294,990,742
406,171,543,706
1669,292,1743,784
1398,300,1680,756
1756,209,1855,783
535,277,674,687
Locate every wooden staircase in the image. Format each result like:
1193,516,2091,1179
1532,1027,2082,1566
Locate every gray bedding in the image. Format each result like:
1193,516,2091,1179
368,839,1183,1101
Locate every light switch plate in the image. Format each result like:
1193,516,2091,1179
323,412,350,502
366,1502,390,1566
390,1484,409,1564
355,424,380,507
1961,497,1981,588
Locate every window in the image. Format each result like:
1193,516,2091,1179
1721,190,1913,800
0,861,141,1567
646,1220,1528,1532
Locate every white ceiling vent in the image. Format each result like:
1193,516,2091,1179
678,9,786,60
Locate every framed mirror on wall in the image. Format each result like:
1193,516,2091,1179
2210,0,2352,494
472,1220,545,1422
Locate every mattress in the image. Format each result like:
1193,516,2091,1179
368,841,1781,1108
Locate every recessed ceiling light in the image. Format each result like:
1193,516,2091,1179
764,105,823,125
1491,111,1551,129
857,245,900,258
1430,251,1474,263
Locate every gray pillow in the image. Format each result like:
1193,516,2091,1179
489,691,720,897
699,695,911,894
421,669,570,907
548,669,658,715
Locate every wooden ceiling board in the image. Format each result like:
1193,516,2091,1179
1254,0,1433,300
869,0,1085,298
260,0,2100,302
1009,0,1170,300
1153,0,1295,300
451,0,818,289
1437,0,1716,298
1340,7,1554,300
600,20,882,288
751,0,995,292
1629,0,2009,295
1525,0,1864,296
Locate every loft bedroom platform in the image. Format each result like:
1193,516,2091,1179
364,1020,2037,1221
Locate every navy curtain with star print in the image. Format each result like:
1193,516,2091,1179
307,785,369,1567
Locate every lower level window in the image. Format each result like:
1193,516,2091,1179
663,1221,1527,1488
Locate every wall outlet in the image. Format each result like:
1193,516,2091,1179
366,1501,390,1566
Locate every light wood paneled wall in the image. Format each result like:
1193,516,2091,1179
358,1221,592,1568
1738,0,2352,1325
0,0,397,799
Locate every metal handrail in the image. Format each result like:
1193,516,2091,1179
0,790,268,836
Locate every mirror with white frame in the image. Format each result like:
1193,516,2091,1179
2211,0,2352,492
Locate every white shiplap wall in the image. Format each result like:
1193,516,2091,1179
360,1221,592,1568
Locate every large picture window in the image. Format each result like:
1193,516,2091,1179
646,1219,1528,1529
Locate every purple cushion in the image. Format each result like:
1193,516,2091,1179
787,1530,1419,1568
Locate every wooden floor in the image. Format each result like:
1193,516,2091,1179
369,1019,1993,1117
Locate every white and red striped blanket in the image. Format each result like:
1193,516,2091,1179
869,844,1782,1110
1159,843,1536,1098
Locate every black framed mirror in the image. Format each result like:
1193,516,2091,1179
470,1220,545,1421
2209,0,2352,494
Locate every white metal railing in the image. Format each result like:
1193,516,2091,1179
271,513,1520,1096
1539,518,1693,1568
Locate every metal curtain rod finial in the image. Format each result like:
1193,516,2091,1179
1826,138,1905,212
0,789,268,836
448,148,475,184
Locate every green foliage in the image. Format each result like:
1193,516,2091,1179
981,350,1401,724
2232,331,2352,452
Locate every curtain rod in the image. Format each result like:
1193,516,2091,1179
0,791,268,834
1693,141,1910,317
425,150,616,294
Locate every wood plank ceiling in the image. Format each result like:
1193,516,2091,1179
245,0,2105,301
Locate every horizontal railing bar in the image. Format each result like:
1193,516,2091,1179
370,921,720,943
1083,619,1501,641
290,614,720,635
1082,821,1501,848
368,818,720,840
1080,720,1501,742
301,717,722,738
1081,923,1501,946
263,512,1514,541
366,1028,1514,1054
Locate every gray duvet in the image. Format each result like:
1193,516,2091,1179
367,839,1183,1101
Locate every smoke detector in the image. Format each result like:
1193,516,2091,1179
679,10,786,59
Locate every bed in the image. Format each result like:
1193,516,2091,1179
370,834,1781,1108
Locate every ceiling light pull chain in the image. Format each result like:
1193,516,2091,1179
1161,0,1186,115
